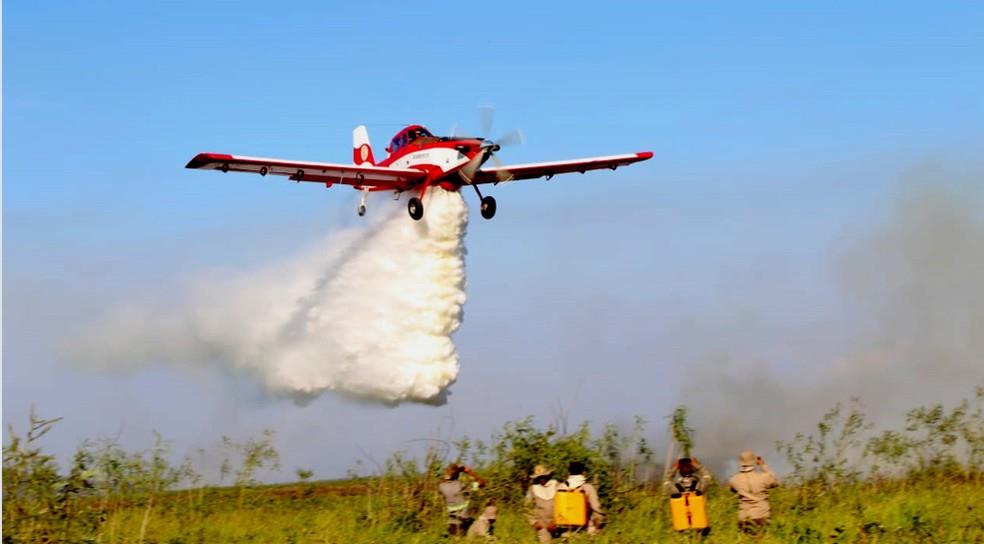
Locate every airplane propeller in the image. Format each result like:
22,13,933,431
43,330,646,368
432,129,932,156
478,104,524,151
458,105,524,182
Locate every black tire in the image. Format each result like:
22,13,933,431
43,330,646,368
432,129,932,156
408,197,424,220
221,163,229,173
259,166,268,176
358,205,367,217
480,195,497,219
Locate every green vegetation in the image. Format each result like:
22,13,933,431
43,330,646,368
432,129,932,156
4,388,983,543
669,406,695,459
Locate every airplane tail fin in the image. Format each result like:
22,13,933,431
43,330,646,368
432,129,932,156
353,125,376,166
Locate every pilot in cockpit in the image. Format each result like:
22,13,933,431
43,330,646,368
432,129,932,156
391,127,432,154
408,127,432,143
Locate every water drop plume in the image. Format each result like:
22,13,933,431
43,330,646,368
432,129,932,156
70,189,469,405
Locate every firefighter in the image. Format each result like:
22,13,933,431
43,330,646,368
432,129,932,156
438,463,486,536
525,465,559,543
728,451,780,533
664,457,712,536
556,461,604,534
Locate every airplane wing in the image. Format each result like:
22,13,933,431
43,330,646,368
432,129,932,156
471,151,653,184
185,152,427,190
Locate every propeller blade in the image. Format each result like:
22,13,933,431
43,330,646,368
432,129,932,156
495,128,525,148
490,154,514,182
479,104,495,139
461,152,483,182
448,122,459,139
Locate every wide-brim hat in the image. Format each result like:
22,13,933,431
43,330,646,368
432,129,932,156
739,450,756,470
530,465,553,479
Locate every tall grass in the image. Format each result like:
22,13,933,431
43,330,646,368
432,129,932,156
4,388,982,543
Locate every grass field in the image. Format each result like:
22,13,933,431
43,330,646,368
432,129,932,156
5,389,983,543
4,475,982,543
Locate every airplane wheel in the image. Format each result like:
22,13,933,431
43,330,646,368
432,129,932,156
408,197,424,220
358,204,366,217
480,196,497,219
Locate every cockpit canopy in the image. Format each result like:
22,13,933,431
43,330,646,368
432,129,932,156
388,125,434,154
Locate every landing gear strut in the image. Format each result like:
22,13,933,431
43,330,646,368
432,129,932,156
472,185,497,219
408,197,424,220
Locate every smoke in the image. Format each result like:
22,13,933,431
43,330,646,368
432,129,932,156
675,170,984,474
69,189,469,405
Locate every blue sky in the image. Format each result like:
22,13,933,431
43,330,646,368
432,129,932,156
5,2,984,479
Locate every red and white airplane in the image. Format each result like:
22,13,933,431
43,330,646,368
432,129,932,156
186,122,652,220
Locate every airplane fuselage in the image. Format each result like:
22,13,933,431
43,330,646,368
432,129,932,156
377,135,490,192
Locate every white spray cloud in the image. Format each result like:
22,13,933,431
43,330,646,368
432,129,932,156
70,189,469,405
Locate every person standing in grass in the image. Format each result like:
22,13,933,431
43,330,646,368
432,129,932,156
664,457,713,537
525,465,560,543
728,451,780,533
438,463,487,536
557,461,605,535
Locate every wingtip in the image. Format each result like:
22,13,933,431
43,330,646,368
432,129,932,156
185,152,233,169
637,151,654,160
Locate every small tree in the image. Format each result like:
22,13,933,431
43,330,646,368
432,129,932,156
669,406,695,458
866,391,983,478
220,429,281,507
964,387,984,475
2,408,64,542
777,399,871,486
